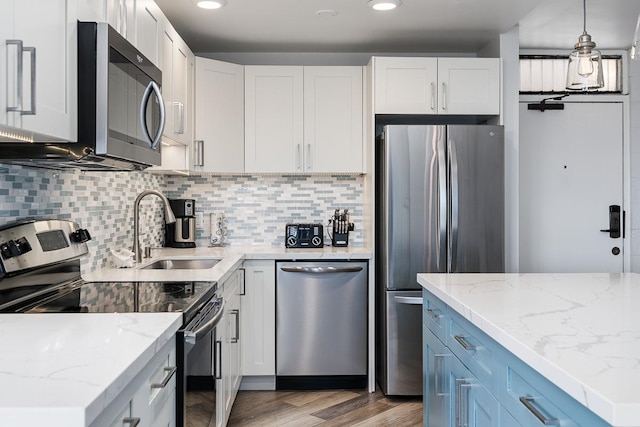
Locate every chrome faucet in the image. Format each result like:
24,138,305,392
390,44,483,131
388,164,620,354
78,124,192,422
133,190,176,263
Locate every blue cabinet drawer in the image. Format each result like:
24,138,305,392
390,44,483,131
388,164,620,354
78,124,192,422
500,355,610,427
447,310,501,395
423,289,447,342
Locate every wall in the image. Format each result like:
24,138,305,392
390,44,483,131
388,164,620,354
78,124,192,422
0,164,365,272
0,164,167,272
165,175,364,247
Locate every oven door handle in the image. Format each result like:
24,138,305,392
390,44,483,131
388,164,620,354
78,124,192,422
184,300,225,345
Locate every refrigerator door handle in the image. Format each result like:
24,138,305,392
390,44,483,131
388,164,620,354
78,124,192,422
437,131,447,272
449,138,459,272
393,296,423,305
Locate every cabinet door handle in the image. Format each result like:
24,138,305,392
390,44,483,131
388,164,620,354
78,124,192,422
296,144,302,171
193,140,204,167
430,82,436,111
519,396,560,425
6,40,36,115
175,102,185,134
425,308,442,320
151,366,177,389
394,296,423,305
231,309,240,343
434,353,448,396
454,334,476,351
442,82,447,111
214,339,222,380
122,418,140,427
239,268,246,295
306,143,312,171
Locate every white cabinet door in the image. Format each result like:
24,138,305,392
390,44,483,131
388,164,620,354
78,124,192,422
107,0,135,43
437,58,500,115
2,0,77,141
135,0,161,66
303,67,363,173
194,57,244,173
374,57,438,114
161,24,176,138
245,66,304,173
241,260,276,377
216,269,242,427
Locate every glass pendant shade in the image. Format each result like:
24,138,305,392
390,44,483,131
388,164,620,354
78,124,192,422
566,44,604,91
565,0,604,91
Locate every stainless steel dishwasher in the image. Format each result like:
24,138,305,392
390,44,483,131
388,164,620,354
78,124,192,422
276,260,368,390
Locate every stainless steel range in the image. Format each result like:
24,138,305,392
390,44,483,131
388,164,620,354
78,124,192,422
0,219,222,426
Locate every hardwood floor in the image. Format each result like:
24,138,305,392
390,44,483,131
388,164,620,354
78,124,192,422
227,388,423,426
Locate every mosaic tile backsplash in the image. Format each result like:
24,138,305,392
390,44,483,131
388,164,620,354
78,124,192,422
165,175,364,247
0,163,364,273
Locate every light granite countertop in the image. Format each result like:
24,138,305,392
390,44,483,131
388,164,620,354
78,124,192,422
83,245,373,283
0,313,182,427
417,273,640,427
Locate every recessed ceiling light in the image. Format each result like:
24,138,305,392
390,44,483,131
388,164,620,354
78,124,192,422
316,9,338,17
195,0,227,10
367,0,402,11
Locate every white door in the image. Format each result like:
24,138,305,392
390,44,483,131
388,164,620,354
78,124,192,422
519,101,624,273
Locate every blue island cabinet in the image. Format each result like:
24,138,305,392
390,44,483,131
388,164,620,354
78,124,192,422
422,289,612,427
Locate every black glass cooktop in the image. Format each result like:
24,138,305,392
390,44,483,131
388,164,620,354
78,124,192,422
21,281,217,323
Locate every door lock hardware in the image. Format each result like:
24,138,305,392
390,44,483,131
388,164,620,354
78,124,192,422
600,205,621,239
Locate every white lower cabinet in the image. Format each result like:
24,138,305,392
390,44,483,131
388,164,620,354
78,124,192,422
91,339,177,427
216,268,243,427
240,260,276,385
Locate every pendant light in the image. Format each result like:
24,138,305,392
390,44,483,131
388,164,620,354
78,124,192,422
566,0,604,91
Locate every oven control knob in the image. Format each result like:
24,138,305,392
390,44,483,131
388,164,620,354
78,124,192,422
14,237,32,255
286,236,297,247
311,236,322,247
0,240,21,259
70,228,92,243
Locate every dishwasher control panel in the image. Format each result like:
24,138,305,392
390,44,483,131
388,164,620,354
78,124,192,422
285,223,324,248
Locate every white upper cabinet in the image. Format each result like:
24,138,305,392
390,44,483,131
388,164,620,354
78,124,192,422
0,0,77,142
245,65,364,174
437,58,500,115
373,56,500,115
194,57,245,173
135,0,161,66
160,20,193,146
106,0,135,44
245,66,304,173
303,67,363,173
374,57,438,115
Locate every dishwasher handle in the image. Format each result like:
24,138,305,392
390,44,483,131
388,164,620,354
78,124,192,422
280,265,363,274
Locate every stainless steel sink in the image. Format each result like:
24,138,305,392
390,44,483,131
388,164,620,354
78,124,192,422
141,258,221,270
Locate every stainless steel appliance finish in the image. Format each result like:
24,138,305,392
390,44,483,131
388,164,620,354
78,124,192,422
0,219,220,426
0,23,165,171
276,261,368,389
375,124,504,396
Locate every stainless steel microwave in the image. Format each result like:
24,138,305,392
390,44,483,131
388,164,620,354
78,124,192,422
1,22,165,171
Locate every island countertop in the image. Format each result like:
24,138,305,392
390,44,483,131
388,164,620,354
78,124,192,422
0,313,182,427
417,273,640,427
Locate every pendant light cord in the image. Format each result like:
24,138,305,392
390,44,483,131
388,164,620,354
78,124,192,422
583,0,587,33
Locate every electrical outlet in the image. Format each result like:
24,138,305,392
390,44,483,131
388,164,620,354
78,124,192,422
196,211,204,228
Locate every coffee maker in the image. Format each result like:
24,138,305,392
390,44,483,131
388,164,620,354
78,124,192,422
165,199,196,248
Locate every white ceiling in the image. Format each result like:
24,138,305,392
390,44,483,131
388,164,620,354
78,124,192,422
154,0,640,55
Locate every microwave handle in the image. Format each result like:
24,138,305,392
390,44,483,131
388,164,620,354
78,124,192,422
140,81,166,149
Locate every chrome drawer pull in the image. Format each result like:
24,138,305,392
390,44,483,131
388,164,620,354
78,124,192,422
425,308,442,319
454,334,476,351
519,396,560,425
151,366,177,389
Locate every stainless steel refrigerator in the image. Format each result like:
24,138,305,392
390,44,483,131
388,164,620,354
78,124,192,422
375,124,504,396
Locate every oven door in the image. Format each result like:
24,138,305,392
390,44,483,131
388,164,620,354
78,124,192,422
176,296,224,426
